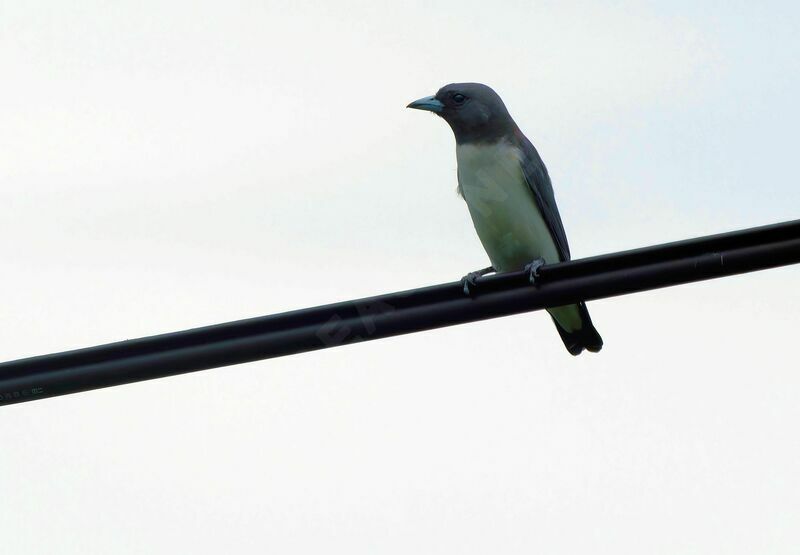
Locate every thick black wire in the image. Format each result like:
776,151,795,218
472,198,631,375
2,218,799,406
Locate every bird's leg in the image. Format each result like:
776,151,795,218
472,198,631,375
461,266,495,296
524,257,547,285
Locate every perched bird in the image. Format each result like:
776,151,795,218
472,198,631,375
408,83,602,355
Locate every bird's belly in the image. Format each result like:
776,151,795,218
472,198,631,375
457,143,560,272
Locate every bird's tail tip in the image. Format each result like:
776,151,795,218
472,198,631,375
553,302,603,356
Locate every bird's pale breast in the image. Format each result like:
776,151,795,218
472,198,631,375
456,140,582,332
456,140,560,272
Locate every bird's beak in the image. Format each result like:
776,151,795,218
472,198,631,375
407,95,444,113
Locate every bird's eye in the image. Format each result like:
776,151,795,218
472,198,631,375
452,93,466,104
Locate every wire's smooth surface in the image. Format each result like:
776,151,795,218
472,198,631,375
2,219,799,406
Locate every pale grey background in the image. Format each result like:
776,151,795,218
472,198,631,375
1,1,799,553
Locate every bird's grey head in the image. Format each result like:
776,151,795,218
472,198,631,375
407,83,517,144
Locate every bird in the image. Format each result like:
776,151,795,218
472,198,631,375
407,82,602,356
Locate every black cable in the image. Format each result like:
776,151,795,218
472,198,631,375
2,218,799,407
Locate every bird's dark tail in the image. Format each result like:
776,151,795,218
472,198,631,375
551,302,603,356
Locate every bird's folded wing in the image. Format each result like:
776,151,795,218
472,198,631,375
515,131,571,262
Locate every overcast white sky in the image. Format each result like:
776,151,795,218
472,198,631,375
1,1,799,553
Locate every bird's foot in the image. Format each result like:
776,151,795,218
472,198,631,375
524,257,547,285
460,266,495,296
